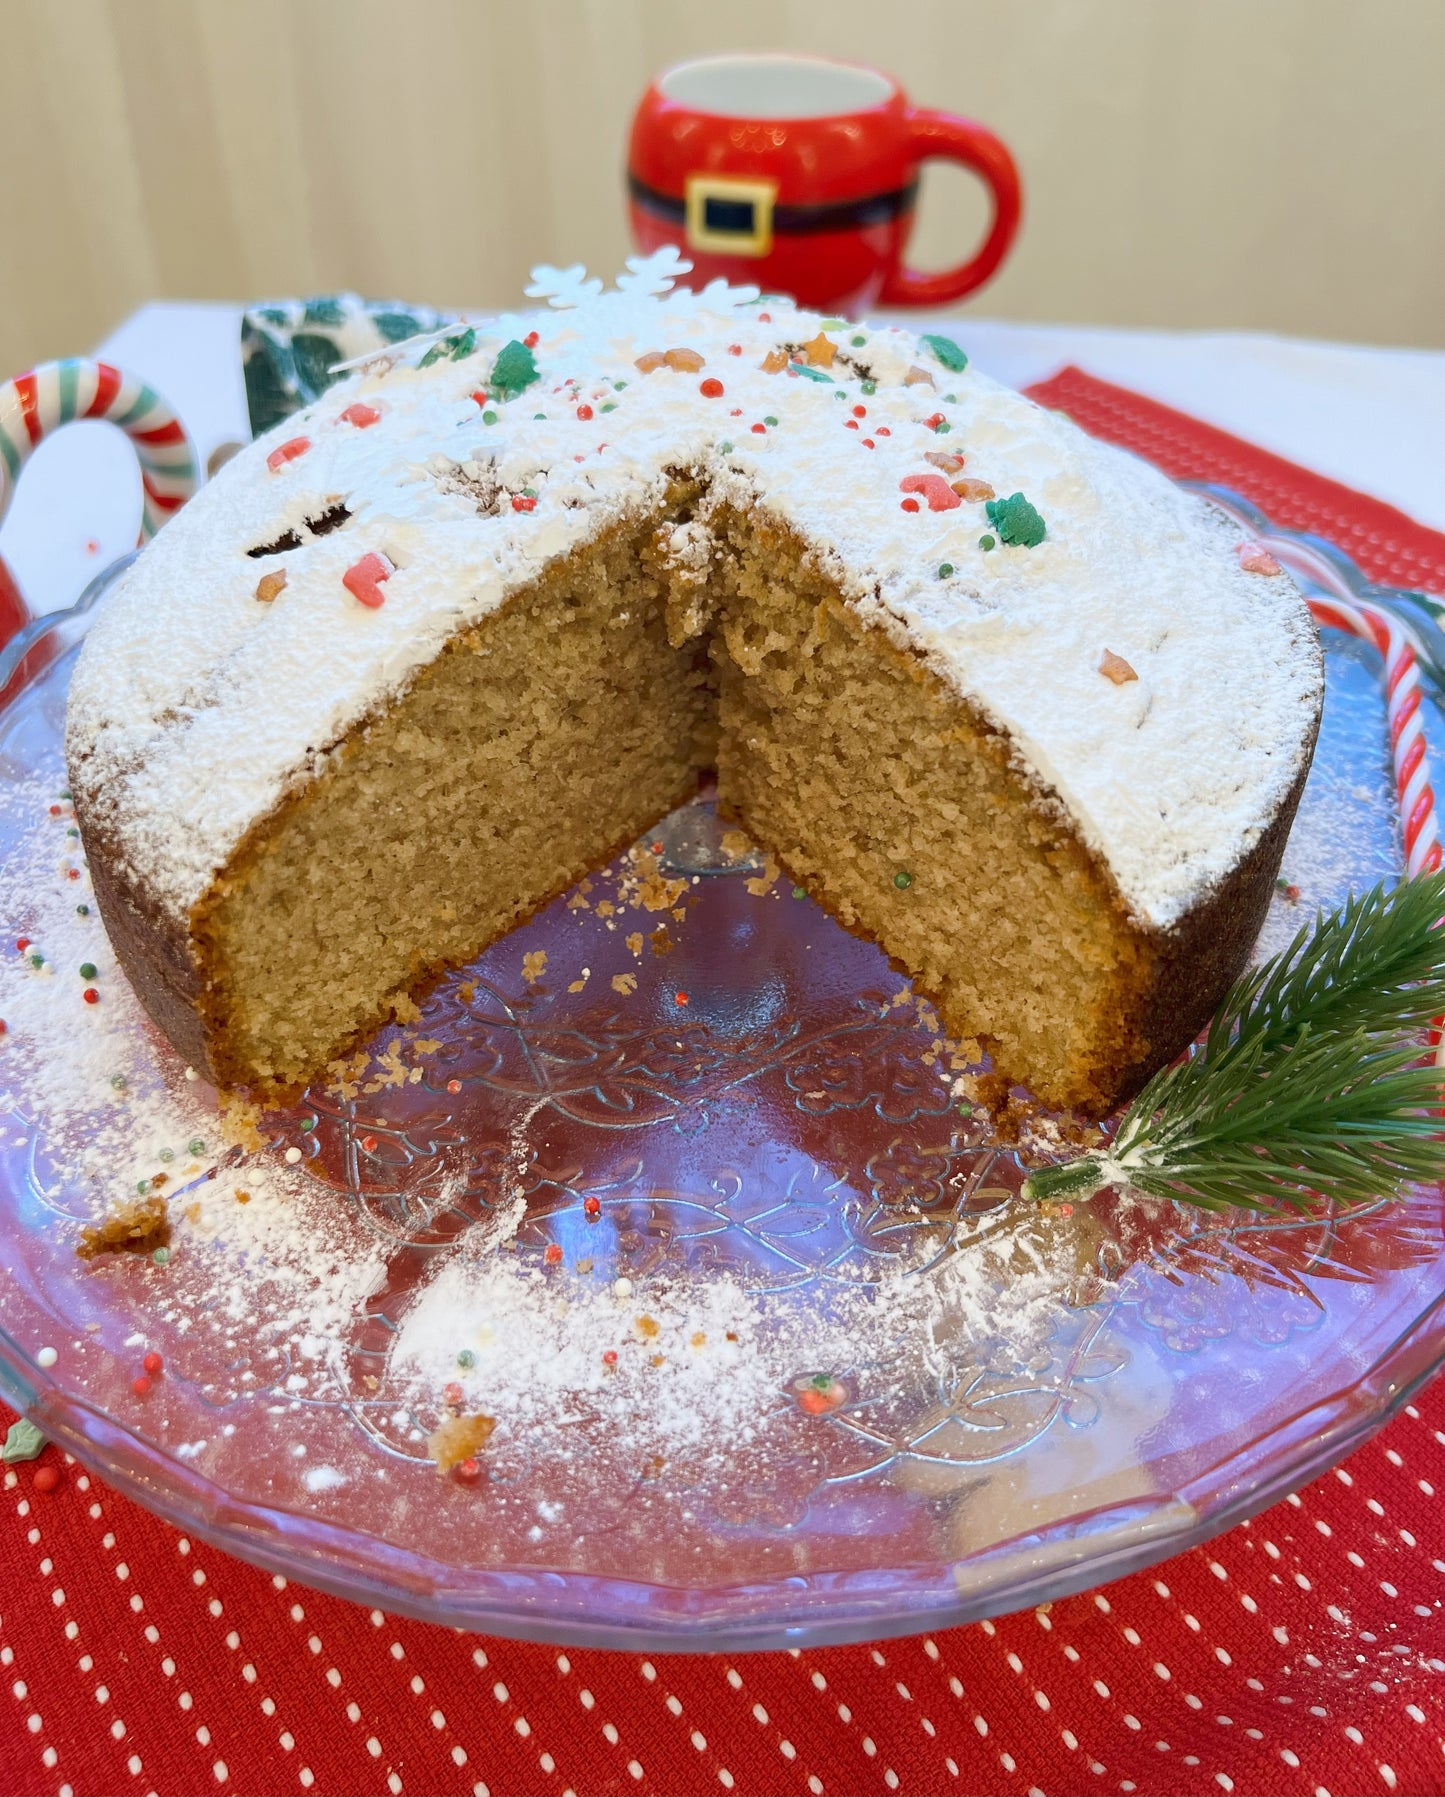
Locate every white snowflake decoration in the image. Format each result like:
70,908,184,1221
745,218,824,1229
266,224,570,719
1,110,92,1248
524,264,605,309
614,246,693,297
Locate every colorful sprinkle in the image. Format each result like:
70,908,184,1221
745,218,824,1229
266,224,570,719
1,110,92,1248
900,498,920,513
444,1381,464,1405
82,987,99,1004
33,1465,59,1494
79,962,97,979
614,1277,634,1299
792,885,807,899
899,472,962,513
584,1196,601,1218
457,1349,476,1369
265,435,311,472
861,380,877,395
152,1246,170,1266
938,563,954,578
985,491,1047,548
454,1457,482,1484
576,403,594,421
132,1375,151,1397
342,551,394,609
544,1243,563,1264
674,991,689,1005
15,938,29,952
76,905,88,916
36,1346,58,1369
921,332,968,372
143,1351,163,1375
751,422,766,434
188,1138,205,1154
894,870,913,889
602,1350,619,1367
511,494,537,512
979,534,997,551
339,402,381,428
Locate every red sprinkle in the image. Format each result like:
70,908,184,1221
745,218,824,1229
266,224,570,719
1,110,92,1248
750,423,766,434
454,1457,482,1484
16,939,29,953
0,1020,7,1036
266,435,311,472
49,804,62,816
342,551,393,609
471,389,489,407
511,495,537,512
852,405,866,418
674,991,689,1006
899,472,963,513
339,402,380,428
446,1078,462,1093
523,330,540,348
602,1350,619,1367
132,1375,151,1397
861,439,875,449
444,1381,464,1405
82,987,99,1004
576,404,594,421
844,419,859,430
544,1243,563,1264
758,312,771,323
900,497,920,512
33,1465,59,1494
361,1134,378,1153
699,378,724,399
922,413,946,430
584,1196,601,1218
876,426,891,436
142,1351,163,1376
67,869,80,880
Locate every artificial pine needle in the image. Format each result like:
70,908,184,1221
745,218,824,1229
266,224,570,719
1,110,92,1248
1024,872,1445,1211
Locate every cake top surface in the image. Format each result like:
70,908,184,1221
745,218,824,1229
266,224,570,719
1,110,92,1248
67,251,1322,933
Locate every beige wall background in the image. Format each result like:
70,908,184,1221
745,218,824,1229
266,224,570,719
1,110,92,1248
2,0,1443,379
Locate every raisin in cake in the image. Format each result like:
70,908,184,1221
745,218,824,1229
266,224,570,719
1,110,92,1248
65,258,1323,1116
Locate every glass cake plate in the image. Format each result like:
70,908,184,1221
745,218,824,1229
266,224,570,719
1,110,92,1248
0,497,1442,1652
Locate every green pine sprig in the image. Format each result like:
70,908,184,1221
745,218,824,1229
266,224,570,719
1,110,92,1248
1023,871,1445,1213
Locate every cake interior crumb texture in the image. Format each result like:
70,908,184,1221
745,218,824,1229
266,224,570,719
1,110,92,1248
191,488,1293,1116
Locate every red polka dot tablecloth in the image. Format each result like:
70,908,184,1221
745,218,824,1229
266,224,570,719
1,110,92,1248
2,372,1443,1797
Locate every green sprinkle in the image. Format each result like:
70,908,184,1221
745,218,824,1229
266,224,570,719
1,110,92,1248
188,1137,206,1155
600,402,617,412
613,379,628,390
490,338,539,397
1276,877,1291,893
792,885,807,900
76,904,89,915
3,1419,45,1465
921,332,968,372
28,954,43,969
159,1147,174,1162
67,827,78,838
763,415,778,427
717,440,733,455
979,534,997,551
833,389,848,400
811,1372,833,1390
851,334,867,347
943,394,958,404
481,409,499,425
59,790,71,801
79,962,97,980
110,1073,127,1090
894,870,913,890
533,412,547,421
985,491,1047,548
820,318,846,330
152,1246,170,1266
788,362,833,383
137,1179,150,1195
861,380,877,395
300,1118,315,1132
521,487,538,499
457,1349,476,1369
931,420,952,434
937,563,954,579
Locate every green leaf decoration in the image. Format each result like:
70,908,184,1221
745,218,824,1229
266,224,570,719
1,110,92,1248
921,332,968,372
291,331,345,399
301,296,346,328
418,341,449,368
985,491,1047,548
372,309,428,344
1024,870,1445,1214
448,326,477,361
490,339,539,397
3,1418,45,1464
788,361,834,383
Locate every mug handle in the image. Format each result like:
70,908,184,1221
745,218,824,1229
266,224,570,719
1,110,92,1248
0,358,197,542
878,111,1022,309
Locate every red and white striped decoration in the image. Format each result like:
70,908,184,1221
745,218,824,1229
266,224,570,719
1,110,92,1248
0,357,196,540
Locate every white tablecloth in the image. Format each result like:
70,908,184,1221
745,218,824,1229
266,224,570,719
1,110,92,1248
4,302,1443,619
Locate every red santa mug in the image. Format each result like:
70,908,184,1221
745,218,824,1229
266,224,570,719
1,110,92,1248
627,53,1022,315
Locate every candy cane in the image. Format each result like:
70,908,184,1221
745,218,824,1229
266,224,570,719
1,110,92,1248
0,357,196,540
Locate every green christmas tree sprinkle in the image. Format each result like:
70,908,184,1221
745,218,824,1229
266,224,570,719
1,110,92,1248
985,492,1047,548
921,333,968,372
490,339,539,397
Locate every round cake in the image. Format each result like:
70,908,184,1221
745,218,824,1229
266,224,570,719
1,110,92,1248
65,255,1324,1117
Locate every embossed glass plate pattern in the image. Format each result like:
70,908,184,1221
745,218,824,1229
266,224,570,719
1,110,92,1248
1,511,1442,1651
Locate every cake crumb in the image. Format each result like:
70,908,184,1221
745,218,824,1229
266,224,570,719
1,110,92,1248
1099,649,1138,685
611,972,637,997
521,950,547,985
427,1411,496,1473
76,1194,170,1260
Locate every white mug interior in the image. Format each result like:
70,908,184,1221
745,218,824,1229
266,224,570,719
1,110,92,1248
657,54,895,122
